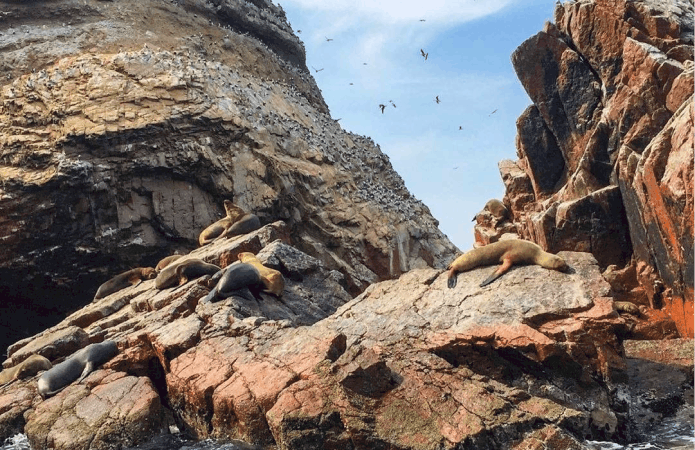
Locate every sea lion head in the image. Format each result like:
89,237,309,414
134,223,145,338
223,200,245,221
547,255,570,272
237,252,255,263
141,267,157,279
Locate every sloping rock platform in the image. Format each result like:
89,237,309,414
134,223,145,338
0,222,646,450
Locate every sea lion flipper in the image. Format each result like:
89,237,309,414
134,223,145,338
447,274,457,289
480,258,513,287
76,362,94,384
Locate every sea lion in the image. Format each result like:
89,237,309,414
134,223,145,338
237,252,285,296
155,258,221,290
0,354,52,387
37,340,118,398
473,199,509,222
199,200,261,246
202,263,265,303
614,301,642,316
447,239,569,288
156,254,183,272
94,267,157,300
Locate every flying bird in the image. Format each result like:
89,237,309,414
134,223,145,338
389,100,396,108
420,49,428,60
489,109,498,116
419,19,426,22
312,66,324,72
459,126,463,130
435,96,441,104
379,104,386,113
325,37,333,41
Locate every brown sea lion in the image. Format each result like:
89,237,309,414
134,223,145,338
201,263,265,303
0,354,52,387
614,301,642,316
94,267,157,300
156,254,183,272
37,340,118,398
238,252,285,296
155,258,221,289
472,199,509,222
447,239,569,288
198,200,261,246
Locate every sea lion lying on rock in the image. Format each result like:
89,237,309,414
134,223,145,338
447,239,569,288
37,340,118,398
199,200,261,246
201,263,265,303
0,354,52,387
155,258,221,290
614,301,642,316
238,252,285,296
94,267,157,300
155,254,183,271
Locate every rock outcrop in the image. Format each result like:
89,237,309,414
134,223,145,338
0,222,650,450
0,0,457,355
484,0,693,337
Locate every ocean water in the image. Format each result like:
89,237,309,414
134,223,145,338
3,409,693,450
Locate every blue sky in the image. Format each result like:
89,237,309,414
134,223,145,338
280,0,558,251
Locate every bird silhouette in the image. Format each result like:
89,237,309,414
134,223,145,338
325,37,333,41
458,126,463,130
389,100,396,108
435,96,440,104
419,19,426,22
420,49,428,60
489,109,498,115
312,66,324,72
379,104,386,113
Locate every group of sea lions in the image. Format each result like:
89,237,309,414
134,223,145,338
0,340,119,399
2,198,637,401
0,201,275,400
92,199,272,302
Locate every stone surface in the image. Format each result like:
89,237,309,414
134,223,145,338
501,0,693,337
0,0,457,356
0,236,646,449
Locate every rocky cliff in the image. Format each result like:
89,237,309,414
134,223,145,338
478,0,694,338
0,0,457,354
0,0,693,449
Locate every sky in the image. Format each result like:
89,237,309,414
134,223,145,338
280,0,559,251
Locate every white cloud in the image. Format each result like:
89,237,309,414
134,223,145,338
281,0,514,25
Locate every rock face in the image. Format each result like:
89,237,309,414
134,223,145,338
0,223,653,450
0,0,457,354
493,0,693,337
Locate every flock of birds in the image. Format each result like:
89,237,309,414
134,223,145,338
300,20,500,132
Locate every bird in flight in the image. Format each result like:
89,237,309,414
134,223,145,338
459,126,463,130
325,37,333,41
419,19,426,22
489,109,498,115
312,66,324,72
379,104,386,113
389,100,396,108
435,96,441,104
420,49,428,60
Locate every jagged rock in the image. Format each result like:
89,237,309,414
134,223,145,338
501,0,693,337
0,0,457,357
24,370,164,450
